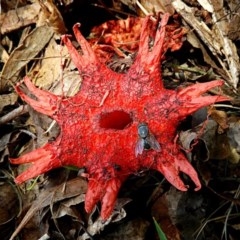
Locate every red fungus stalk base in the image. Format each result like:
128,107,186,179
10,14,229,219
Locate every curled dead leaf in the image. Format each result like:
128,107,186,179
37,0,67,34
9,177,87,240
0,26,53,92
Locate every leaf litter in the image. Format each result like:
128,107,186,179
0,0,240,239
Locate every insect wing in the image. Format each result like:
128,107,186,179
135,138,145,157
147,134,161,152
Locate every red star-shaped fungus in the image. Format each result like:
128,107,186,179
10,13,229,219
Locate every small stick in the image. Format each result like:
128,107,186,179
0,105,29,125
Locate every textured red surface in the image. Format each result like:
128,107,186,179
10,14,229,219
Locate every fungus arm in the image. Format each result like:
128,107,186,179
10,144,61,184
15,76,59,117
176,80,230,117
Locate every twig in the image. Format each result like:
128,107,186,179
0,105,29,125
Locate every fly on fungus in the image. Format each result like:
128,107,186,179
10,13,229,219
135,122,161,157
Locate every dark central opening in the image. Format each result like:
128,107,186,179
99,110,132,130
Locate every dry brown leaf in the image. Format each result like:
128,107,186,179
9,177,88,240
37,0,67,34
0,181,21,240
51,195,85,220
31,37,66,88
0,3,41,34
32,37,81,94
153,187,209,239
179,130,209,162
180,118,239,163
119,0,175,16
1,0,29,12
0,25,54,92
186,31,226,76
0,43,10,63
172,0,240,88
208,108,229,131
226,0,240,40
227,120,240,163
97,218,150,240
0,92,18,112
151,187,181,240
138,0,175,16
81,198,131,239
227,14,240,41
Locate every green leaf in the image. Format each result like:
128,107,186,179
153,217,168,240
